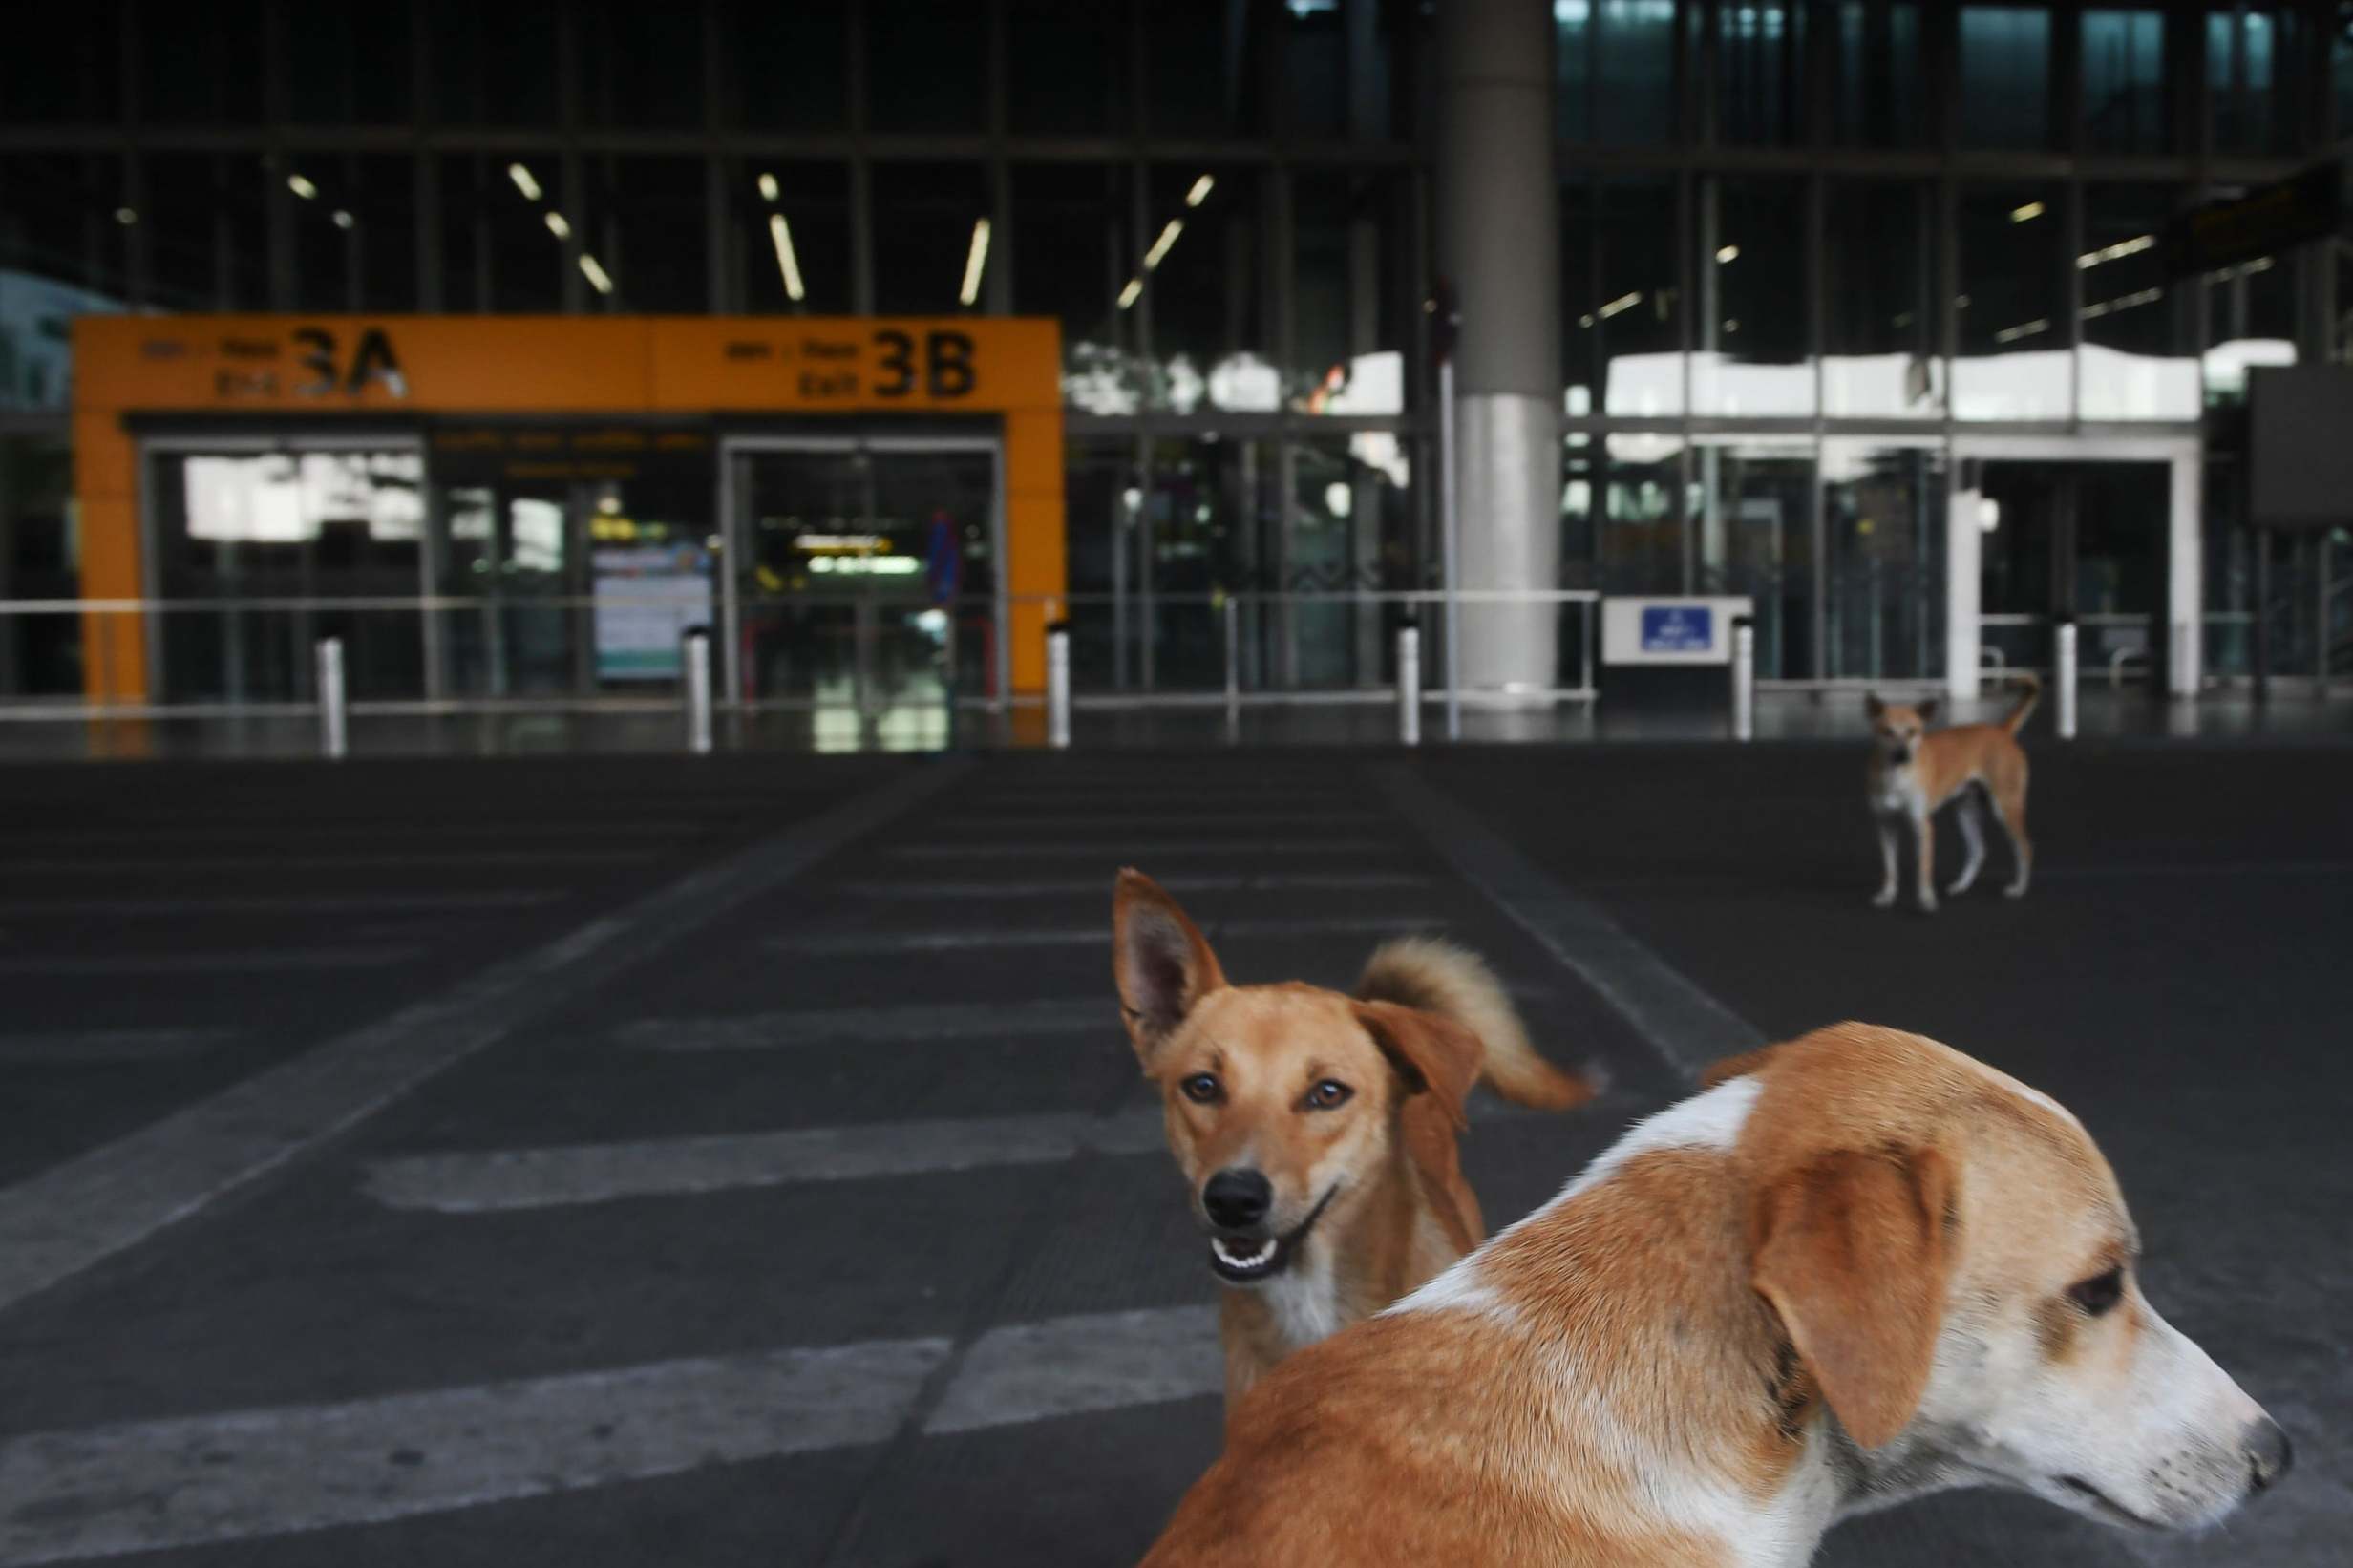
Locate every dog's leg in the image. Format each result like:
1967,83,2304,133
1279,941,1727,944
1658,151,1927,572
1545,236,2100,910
1912,806,1938,913
1947,789,1986,896
1872,817,1900,908
1995,789,2032,898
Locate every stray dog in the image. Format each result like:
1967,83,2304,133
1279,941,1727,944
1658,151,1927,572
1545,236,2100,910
1113,868,1595,1414
1140,1023,2291,1567
1867,673,2038,912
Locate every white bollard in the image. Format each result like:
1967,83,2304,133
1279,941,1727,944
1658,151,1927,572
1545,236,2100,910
1046,622,1071,750
1730,619,1754,742
683,629,713,755
2056,621,2078,740
315,636,348,759
1396,624,1422,747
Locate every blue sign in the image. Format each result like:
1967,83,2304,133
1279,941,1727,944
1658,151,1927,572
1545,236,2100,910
1641,605,1714,653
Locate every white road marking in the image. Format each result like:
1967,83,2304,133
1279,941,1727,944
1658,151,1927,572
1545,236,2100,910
0,1029,233,1065
764,913,1440,954
0,893,560,918
361,1109,1170,1213
615,998,1116,1051
8,852,657,874
924,1305,1221,1434
837,872,1432,899
0,1338,951,1567
1376,765,1762,1079
0,947,421,976
0,762,974,1315
887,838,1389,860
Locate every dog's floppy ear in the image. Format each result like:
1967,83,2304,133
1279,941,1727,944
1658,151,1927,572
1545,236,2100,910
1353,1001,1483,1132
1917,697,1940,725
1750,1145,1954,1451
1864,691,1885,719
1113,868,1225,1070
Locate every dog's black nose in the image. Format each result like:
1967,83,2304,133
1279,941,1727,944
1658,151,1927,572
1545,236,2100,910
2246,1418,2294,1494
1202,1168,1272,1229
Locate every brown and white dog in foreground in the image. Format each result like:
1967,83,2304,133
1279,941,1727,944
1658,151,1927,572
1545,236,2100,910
1113,868,1596,1415
1142,1023,2291,1567
1867,673,2039,913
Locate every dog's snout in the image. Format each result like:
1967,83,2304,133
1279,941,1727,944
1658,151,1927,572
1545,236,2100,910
1202,1168,1272,1230
2245,1417,2294,1494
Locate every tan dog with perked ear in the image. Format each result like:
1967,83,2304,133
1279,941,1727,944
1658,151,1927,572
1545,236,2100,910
1139,1023,2291,1567
1113,868,1595,1416
1867,672,2039,913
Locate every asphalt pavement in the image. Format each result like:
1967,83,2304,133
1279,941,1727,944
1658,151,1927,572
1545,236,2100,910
0,742,2342,1567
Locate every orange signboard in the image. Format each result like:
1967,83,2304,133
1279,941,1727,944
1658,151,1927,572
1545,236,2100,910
71,315,1066,701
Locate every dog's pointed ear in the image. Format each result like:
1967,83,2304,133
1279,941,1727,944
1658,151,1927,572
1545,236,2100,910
1917,697,1941,725
1864,692,1885,719
1750,1145,1955,1451
1113,868,1225,1070
1353,1001,1483,1132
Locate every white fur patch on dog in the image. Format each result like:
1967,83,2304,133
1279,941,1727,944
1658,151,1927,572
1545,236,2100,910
1555,1073,1762,1206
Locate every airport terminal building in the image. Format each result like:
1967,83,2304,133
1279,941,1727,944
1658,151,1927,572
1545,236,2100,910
1,0,2346,723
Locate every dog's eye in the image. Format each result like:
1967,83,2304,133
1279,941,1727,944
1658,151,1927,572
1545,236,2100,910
2067,1265,2126,1317
1180,1073,1222,1105
1304,1079,1353,1111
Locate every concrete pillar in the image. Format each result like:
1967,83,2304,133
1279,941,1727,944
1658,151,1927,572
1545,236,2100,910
1438,0,1561,696
1945,478,1982,701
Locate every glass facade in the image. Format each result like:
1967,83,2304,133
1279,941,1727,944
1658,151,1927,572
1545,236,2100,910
2,0,2343,704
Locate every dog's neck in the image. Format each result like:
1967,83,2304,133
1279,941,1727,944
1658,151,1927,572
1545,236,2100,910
1471,1147,1906,1565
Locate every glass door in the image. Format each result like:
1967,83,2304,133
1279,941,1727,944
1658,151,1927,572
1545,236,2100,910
723,435,1003,724
144,435,427,703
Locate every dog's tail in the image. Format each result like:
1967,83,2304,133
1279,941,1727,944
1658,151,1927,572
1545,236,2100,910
1357,937,1597,1112
2002,670,2043,736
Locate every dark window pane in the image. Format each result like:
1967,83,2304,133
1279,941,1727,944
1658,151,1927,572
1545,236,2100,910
1717,2,1806,144
286,7,413,124
1010,164,1136,411
1695,179,1810,416
1283,0,1348,137
439,156,563,312
2210,7,2309,157
1147,3,1270,138
1007,1,1129,136
0,10,122,124
2083,10,2169,154
1832,2,1926,147
1593,1,1678,143
720,0,846,130
1292,169,1410,414
872,163,989,315
579,1,705,129
1959,7,2052,150
1823,181,1943,419
0,153,129,300
1141,166,1269,412
1570,177,1680,417
736,161,853,316
141,0,265,125
428,1,562,126
2078,183,2194,420
868,0,986,133
1957,186,2068,420
584,157,707,313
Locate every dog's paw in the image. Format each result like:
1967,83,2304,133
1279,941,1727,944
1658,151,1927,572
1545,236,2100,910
1915,894,1940,915
1871,888,1897,909
1944,878,1976,897
2003,881,2029,900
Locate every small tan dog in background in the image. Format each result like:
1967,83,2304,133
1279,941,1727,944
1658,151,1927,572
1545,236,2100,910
1867,673,2039,913
1113,868,1595,1415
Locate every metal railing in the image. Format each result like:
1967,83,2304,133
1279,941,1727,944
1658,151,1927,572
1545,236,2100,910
0,589,1605,727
